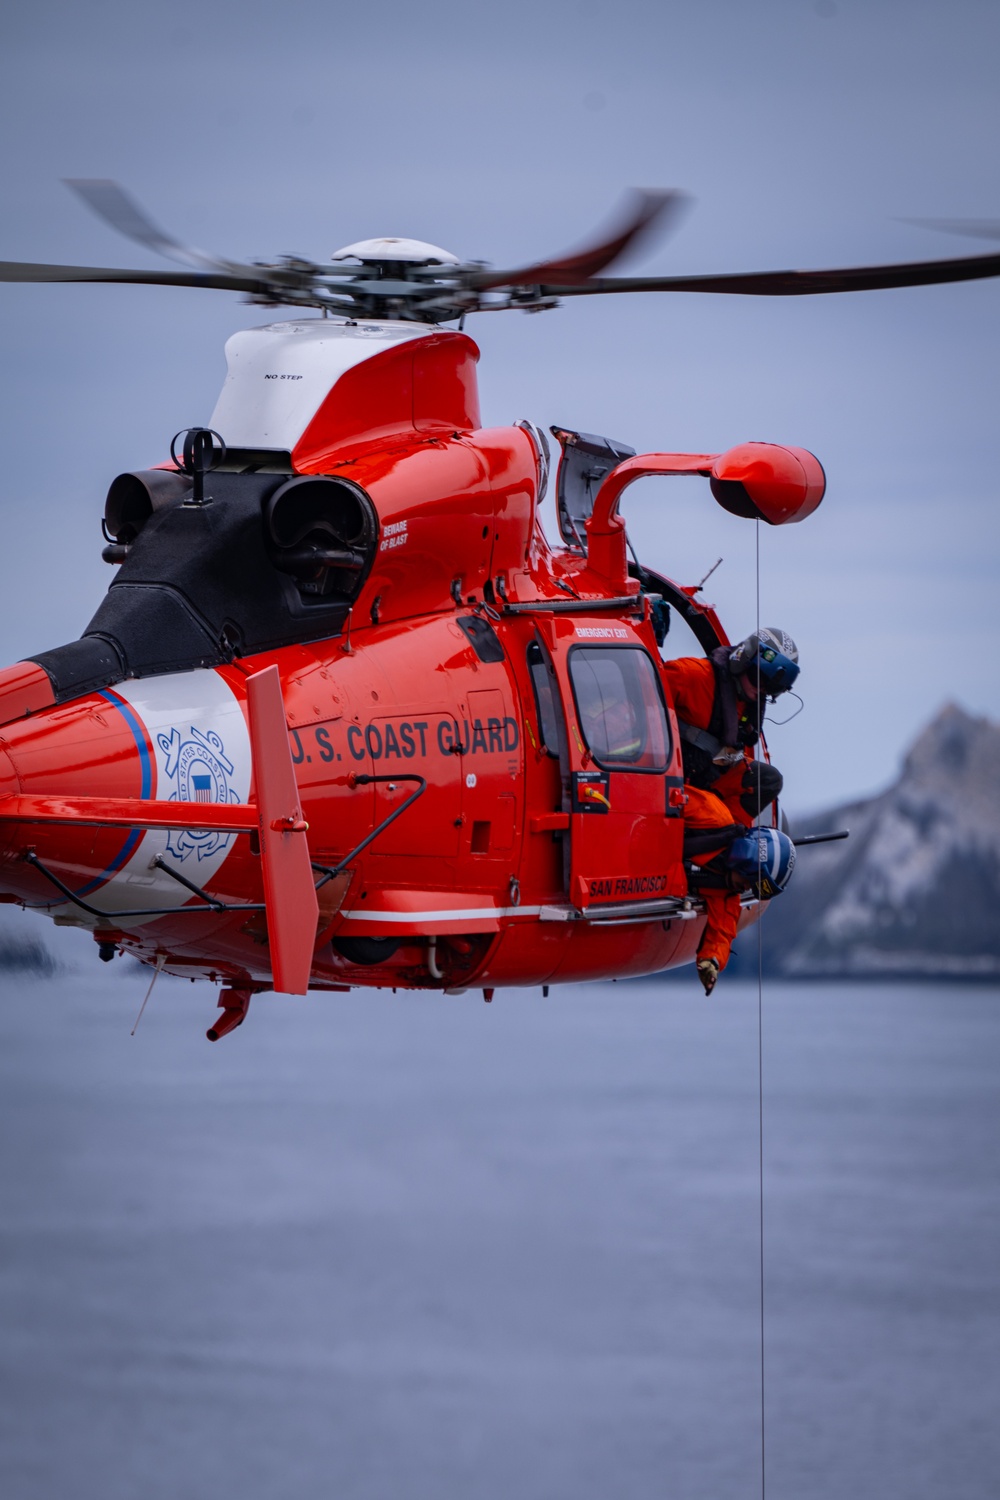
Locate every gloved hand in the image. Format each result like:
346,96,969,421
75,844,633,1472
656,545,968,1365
697,958,720,996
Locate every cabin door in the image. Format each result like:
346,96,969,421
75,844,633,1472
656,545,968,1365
538,617,679,911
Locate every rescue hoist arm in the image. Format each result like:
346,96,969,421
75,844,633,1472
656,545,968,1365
585,443,825,591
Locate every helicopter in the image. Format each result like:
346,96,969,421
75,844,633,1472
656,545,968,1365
1,182,998,1039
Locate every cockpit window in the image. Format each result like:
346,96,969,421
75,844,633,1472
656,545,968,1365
569,646,671,771
527,641,562,758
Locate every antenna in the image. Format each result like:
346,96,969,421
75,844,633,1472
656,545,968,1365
693,557,723,592
131,954,165,1035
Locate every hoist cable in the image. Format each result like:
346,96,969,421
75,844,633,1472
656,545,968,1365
755,519,767,1500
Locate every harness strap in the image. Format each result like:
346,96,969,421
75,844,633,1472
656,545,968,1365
677,718,744,768
682,823,744,858
709,645,741,747
677,720,723,756
677,649,759,788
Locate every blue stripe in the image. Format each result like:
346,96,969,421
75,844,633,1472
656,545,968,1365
73,691,154,899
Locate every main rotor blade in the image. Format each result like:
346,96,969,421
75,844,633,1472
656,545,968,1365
900,217,1000,243
468,189,688,290
64,179,245,274
537,247,1000,297
0,258,272,292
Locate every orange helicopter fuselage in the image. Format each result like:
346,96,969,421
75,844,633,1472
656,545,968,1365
0,321,820,999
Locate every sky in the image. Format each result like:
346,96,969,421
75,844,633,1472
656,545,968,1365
0,0,998,812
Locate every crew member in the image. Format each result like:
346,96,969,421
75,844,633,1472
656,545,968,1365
682,785,744,993
687,826,797,994
662,628,800,992
662,627,800,827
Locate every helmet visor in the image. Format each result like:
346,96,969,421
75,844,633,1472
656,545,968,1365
756,645,800,693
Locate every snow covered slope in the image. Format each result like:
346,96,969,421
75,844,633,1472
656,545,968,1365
768,704,1000,977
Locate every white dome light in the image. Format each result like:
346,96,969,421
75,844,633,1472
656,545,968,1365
331,236,461,266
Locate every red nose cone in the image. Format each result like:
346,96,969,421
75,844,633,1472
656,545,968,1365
710,442,825,525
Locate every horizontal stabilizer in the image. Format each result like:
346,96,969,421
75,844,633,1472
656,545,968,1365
0,793,257,832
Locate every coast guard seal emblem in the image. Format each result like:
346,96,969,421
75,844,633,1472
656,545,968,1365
157,724,240,861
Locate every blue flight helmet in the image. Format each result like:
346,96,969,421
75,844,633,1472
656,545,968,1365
730,627,800,695
727,827,796,899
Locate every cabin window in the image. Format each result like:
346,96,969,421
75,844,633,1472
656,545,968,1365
527,641,562,758
569,646,671,771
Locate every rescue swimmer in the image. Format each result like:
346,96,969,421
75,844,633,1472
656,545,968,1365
662,628,800,994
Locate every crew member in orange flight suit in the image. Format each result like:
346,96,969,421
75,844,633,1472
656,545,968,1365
681,785,745,990
661,628,800,994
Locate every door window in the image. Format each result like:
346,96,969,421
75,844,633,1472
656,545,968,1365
569,646,671,771
527,641,563,758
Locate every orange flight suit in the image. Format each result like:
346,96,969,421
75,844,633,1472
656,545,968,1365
661,655,759,828
663,655,779,974
683,783,742,971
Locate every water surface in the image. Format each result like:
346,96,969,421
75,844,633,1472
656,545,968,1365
0,970,996,1499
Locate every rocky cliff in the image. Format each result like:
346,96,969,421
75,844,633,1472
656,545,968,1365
761,703,1000,978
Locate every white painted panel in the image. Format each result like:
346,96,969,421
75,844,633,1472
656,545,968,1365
209,317,432,451
56,669,253,927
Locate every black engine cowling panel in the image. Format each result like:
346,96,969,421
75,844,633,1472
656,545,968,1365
29,472,377,701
